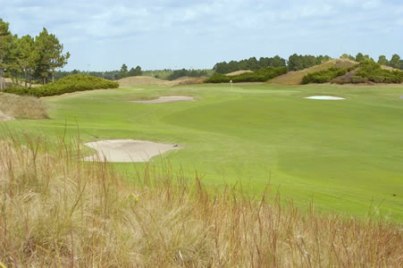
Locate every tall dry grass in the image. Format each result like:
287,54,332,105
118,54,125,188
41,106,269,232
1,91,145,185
0,136,402,267
0,93,48,120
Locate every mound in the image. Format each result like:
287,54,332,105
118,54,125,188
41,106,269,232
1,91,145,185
225,70,253,76
171,76,206,85
133,96,194,104
0,110,14,121
269,59,358,85
84,139,180,162
118,76,172,87
0,92,47,119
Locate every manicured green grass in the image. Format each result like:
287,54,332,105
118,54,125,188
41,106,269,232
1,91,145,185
3,83,403,221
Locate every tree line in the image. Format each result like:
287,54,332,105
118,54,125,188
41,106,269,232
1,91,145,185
0,19,70,89
339,53,403,69
213,53,403,75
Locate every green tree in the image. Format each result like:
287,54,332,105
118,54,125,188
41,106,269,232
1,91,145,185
0,19,12,90
128,65,142,76
340,54,355,60
389,54,401,69
16,35,36,87
355,53,372,63
377,55,389,66
120,63,128,78
34,28,70,84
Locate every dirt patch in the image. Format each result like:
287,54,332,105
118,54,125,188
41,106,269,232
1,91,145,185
305,96,345,100
84,139,180,162
133,96,194,104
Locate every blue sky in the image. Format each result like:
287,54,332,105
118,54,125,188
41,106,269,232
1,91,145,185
1,0,402,70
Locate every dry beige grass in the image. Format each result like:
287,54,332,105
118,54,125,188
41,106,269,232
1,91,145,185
269,59,358,85
118,76,206,87
225,70,253,76
0,92,48,120
118,76,172,87
0,136,402,267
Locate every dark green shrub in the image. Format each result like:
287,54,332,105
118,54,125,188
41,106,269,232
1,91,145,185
302,67,351,84
5,74,119,97
355,62,403,83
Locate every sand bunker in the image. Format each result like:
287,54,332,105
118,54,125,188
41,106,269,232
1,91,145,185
305,96,345,100
84,139,179,163
133,96,194,104
0,111,14,121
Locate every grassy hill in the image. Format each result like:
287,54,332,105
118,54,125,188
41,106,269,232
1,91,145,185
269,59,358,85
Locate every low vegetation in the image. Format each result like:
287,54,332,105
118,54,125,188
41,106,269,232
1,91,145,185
355,61,403,83
0,136,402,267
167,69,209,81
206,67,287,83
0,92,47,119
5,74,119,97
302,67,355,84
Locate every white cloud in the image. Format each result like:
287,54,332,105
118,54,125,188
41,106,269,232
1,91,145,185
0,0,401,70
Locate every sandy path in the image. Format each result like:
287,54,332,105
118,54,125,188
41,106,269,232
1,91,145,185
84,139,179,162
133,96,194,104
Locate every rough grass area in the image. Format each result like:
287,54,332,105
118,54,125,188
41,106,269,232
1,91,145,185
0,92,48,119
5,74,119,97
206,67,287,83
0,137,402,267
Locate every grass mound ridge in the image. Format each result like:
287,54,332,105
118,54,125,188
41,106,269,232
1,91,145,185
118,76,171,87
5,74,119,97
269,59,358,85
0,92,48,119
206,67,287,83
0,136,402,266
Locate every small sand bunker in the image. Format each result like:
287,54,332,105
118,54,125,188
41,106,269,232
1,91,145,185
305,96,345,100
84,139,179,163
133,96,194,104
0,111,14,121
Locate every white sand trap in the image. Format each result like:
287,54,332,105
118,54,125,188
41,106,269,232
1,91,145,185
84,139,179,163
305,96,345,100
133,96,194,104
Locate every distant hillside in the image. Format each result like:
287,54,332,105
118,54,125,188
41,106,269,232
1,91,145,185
269,59,358,85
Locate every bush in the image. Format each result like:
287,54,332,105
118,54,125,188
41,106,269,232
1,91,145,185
302,67,352,84
5,74,119,97
356,62,403,83
167,69,208,81
205,67,287,83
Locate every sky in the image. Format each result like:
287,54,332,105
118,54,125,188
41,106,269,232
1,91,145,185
1,0,402,71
